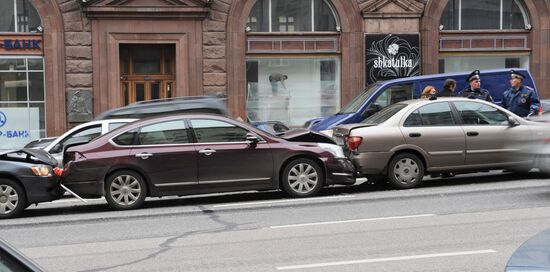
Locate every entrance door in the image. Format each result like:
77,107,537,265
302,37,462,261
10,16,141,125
120,44,175,105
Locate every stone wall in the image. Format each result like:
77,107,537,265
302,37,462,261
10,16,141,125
202,0,231,98
57,0,92,124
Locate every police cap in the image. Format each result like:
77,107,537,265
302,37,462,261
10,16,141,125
467,70,481,82
510,70,525,81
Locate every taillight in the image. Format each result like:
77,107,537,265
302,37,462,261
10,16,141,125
544,137,550,144
346,136,363,151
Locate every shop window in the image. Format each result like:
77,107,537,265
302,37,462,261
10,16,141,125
438,54,529,73
246,57,341,126
440,0,530,30
0,0,41,33
0,57,46,150
247,0,338,32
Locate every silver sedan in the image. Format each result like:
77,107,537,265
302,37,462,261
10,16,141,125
333,98,550,189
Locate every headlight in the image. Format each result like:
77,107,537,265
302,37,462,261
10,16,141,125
31,165,51,177
318,143,345,158
320,130,334,138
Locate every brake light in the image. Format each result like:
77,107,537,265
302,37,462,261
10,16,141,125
346,136,363,151
544,137,550,144
53,167,64,177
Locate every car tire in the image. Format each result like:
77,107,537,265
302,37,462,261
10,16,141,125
281,158,324,198
0,179,27,219
104,170,147,210
387,153,424,189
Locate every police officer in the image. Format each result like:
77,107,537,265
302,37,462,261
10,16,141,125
459,70,494,102
502,70,540,117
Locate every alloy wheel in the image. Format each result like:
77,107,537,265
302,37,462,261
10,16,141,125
393,158,419,184
110,175,142,206
288,163,318,194
0,185,19,215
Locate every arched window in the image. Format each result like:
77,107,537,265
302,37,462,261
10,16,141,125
0,0,42,32
247,0,339,32
440,0,530,30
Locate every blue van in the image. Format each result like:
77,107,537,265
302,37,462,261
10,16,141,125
306,68,538,132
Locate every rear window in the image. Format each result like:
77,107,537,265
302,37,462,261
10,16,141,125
362,103,407,125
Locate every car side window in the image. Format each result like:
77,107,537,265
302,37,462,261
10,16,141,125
190,119,249,143
53,125,102,153
112,129,137,146
405,102,455,127
137,120,189,145
453,101,509,126
373,84,414,109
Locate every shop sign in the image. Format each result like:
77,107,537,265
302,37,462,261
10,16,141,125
0,108,40,150
0,35,43,55
365,34,420,85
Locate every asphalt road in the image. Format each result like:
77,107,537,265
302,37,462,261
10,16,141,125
2,171,550,272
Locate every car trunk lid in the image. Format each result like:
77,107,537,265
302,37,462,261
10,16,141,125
0,148,58,166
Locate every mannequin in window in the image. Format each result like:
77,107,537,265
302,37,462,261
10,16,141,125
269,73,288,95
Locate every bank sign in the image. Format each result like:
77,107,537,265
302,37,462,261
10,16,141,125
0,108,40,150
365,34,420,85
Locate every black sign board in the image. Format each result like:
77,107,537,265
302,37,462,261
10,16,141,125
365,34,420,85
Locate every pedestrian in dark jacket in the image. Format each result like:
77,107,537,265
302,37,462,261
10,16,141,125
459,70,493,102
437,79,457,97
502,70,540,117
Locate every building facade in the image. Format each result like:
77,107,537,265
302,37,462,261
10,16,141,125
0,0,549,149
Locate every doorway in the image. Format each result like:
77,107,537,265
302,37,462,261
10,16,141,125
120,44,175,105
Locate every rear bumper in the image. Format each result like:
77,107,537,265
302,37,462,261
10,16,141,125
61,161,104,198
19,175,63,204
324,158,356,185
351,151,393,175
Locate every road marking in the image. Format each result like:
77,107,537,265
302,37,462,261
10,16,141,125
276,249,497,270
269,214,435,229
212,195,355,208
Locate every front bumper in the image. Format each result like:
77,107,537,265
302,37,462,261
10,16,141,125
324,157,356,185
19,175,63,204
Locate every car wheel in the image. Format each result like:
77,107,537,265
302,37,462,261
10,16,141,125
387,153,424,189
0,179,26,219
282,158,323,197
104,170,147,210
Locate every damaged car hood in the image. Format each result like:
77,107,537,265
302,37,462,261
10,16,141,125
0,148,58,166
280,129,336,144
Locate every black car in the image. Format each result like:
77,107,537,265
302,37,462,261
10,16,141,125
0,149,63,219
94,96,229,120
0,239,44,271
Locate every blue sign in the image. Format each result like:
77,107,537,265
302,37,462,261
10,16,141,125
0,39,41,50
0,111,6,128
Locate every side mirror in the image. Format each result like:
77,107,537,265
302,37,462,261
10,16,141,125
508,116,520,127
245,133,261,145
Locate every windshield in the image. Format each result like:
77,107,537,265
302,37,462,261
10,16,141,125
338,84,381,114
362,103,407,125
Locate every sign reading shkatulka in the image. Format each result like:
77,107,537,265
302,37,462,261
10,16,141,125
365,34,420,85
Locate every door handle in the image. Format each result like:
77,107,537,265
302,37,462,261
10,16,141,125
467,131,479,137
409,133,421,138
198,149,216,156
135,153,153,159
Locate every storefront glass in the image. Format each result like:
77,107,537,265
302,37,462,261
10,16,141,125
246,56,341,126
0,57,45,150
0,0,41,33
441,0,529,30
439,54,529,73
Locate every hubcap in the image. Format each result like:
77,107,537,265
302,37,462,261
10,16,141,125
393,158,419,184
288,163,318,193
0,185,19,215
110,175,141,206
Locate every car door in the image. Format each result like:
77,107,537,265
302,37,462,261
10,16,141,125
189,118,273,187
452,101,531,166
400,102,466,168
127,120,197,190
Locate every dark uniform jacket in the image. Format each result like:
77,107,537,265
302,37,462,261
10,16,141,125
502,85,540,117
459,88,493,102
437,87,456,97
